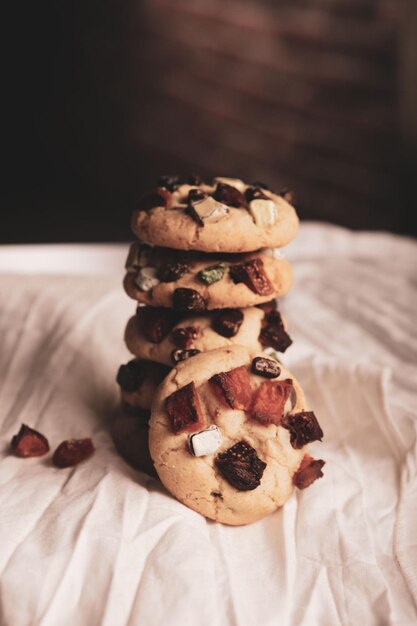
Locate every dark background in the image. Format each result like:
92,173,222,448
2,0,417,243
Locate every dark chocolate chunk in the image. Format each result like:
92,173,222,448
209,366,252,410
172,288,207,312
244,186,269,203
165,381,205,434
157,175,180,191
137,307,180,343
293,455,325,489
137,187,171,211
212,309,244,338
116,360,146,392
213,183,245,207
171,348,201,364
282,411,323,449
278,188,296,205
256,299,277,314
157,262,190,282
229,258,273,296
251,357,281,378
11,424,50,458
215,441,266,491
172,326,199,349
250,379,293,425
259,310,293,352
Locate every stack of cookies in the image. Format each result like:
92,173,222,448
114,175,325,524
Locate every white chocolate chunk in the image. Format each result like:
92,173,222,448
188,425,223,457
125,242,152,271
248,199,277,226
214,177,245,192
193,196,229,223
134,266,160,291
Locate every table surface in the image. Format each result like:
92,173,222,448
0,223,416,626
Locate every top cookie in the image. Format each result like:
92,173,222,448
131,176,299,253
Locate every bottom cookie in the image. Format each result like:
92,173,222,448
111,409,157,478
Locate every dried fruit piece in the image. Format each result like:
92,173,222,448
53,438,95,468
209,366,252,410
172,326,199,349
282,411,323,449
134,267,160,291
256,299,277,314
278,188,296,205
137,307,180,343
11,424,50,458
157,175,180,191
251,357,281,378
213,182,245,207
165,382,205,434
248,199,277,226
157,262,190,282
293,455,325,489
250,379,293,425
259,310,292,352
116,360,146,392
229,258,273,296
188,425,223,456
173,288,207,312
212,309,244,338
137,187,172,211
171,348,201,363
198,263,226,285
215,441,266,491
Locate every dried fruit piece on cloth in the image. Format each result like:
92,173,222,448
215,441,266,491
165,381,205,434
250,378,293,425
53,438,95,468
11,424,50,457
293,455,325,489
209,366,252,410
137,307,180,343
282,411,323,449
229,258,273,296
259,310,292,352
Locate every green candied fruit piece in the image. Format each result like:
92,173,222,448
198,263,227,285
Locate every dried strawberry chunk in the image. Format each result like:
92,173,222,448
172,326,199,349
52,438,95,468
259,310,292,352
165,382,205,434
137,307,179,343
215,441,266,491
137,187,171,211
213,183,245,207
293,455,325,489
250,378,293,425
282,411,323,449
229,258,273,296
209,366,252,410
172,288,207,312
11,424,50,458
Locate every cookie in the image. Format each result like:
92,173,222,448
124,301,292,367
116,359,170,411
131,177,299,253
149,346,324,525
112,410,157,477
123,244,292,310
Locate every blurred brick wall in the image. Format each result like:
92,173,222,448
131,0,406,231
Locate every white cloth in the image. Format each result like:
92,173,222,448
0,223,416,626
